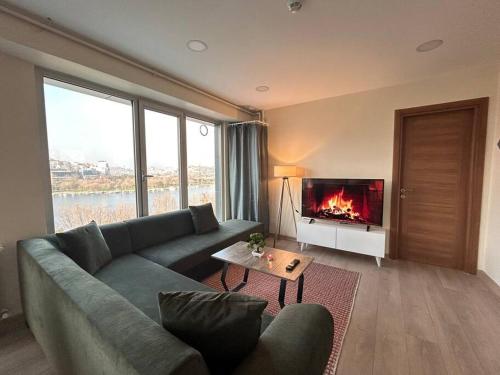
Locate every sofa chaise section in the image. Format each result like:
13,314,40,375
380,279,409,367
18,238,210,375
94,253,214,323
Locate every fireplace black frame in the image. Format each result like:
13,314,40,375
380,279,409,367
301,178,384,227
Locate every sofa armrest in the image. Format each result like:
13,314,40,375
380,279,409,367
234,304,333,375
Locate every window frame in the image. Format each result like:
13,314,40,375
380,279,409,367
139,100,183,216
38,68,224,233
185,115,223,219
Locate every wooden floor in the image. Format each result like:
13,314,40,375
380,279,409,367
2,239,500,375
0,325,51,375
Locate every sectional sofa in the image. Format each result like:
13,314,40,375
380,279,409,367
18,209,333,375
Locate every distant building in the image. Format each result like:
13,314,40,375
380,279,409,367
96,161,110,176
79,167,100,178
50,158,114,179
51,170,75,179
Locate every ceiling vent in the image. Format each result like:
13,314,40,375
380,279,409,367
287,0,303,13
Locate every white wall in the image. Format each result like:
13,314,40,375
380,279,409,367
0,52,48,315
266,64,500,277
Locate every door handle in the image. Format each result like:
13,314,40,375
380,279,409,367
400,188,414,194
142,173,154,182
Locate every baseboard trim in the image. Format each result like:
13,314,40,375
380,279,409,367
478,270,500,299
0,313,26,336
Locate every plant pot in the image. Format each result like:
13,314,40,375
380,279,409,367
250,244,264,257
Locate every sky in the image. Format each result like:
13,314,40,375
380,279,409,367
44,82,216,170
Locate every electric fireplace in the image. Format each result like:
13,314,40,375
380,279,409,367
302,178,384,226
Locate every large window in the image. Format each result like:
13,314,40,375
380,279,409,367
44,79,137,232
42,75,223,232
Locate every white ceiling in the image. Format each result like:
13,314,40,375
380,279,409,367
6,0,500,110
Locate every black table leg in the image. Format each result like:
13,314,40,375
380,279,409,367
221,262,229,291
297,274,304,303
279,279,287,308
243,268,249,283
279,275,304,308
232,268,249,292
220,263,249,292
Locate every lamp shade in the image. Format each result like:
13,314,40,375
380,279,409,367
274,165,300,178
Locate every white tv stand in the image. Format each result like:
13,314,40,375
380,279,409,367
297,218,385,267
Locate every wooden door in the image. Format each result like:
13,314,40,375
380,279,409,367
390,98,488,273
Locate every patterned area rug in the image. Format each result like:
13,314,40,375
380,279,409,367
203,262,361,374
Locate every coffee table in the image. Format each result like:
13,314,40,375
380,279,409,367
211,241,314,308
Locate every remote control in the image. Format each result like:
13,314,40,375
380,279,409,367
286,259,300,272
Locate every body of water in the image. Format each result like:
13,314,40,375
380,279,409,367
52,186,215,230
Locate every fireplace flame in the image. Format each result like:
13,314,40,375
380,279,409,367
320,187,361,220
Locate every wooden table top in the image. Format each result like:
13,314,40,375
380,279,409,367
212,241,314,282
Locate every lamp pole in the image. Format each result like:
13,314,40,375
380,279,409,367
273,176,297,247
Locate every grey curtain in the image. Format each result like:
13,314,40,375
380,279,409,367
227,122,269,232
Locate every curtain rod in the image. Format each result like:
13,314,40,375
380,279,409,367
228,120,268,126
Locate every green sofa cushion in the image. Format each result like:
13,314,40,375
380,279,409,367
125,209,195,251
100,222,134,258
189,203,219,234
158,291,267,372
137,219,263,273
56,221,112,274
94,254,214,323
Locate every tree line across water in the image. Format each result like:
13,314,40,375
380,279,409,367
51,173,215,194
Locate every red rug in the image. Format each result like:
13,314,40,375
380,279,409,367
202,262,360,374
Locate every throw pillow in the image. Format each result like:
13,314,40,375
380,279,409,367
189,203,219,234
56,221,112,274
158,291,267,371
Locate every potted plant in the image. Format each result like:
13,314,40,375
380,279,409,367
247,232,265,257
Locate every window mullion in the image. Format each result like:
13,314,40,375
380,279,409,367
136,99,148,217
179,113,189,209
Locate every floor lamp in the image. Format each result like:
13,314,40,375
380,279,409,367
273,165,299,247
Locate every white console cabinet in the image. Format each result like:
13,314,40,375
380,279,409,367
297,218,385,267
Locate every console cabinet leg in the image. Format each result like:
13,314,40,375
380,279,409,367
375,257,382,267
300,242,305,252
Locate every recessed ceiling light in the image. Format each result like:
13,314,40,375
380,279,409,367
187,40,208,52
256,85,270,92
416,39,444,52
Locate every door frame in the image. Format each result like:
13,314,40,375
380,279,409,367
389,98,489,273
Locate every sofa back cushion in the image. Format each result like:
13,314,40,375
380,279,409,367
44,223,133,260
56,221,112,275
100,222,134,258
126,209,195,251
189,203,219,234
